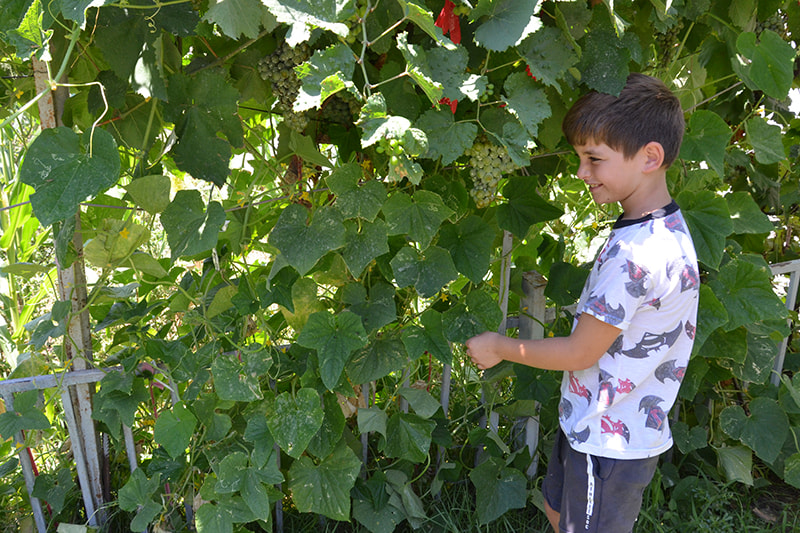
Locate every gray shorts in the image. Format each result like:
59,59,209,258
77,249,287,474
541,428,659,533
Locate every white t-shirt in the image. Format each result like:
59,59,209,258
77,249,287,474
558,201,699,460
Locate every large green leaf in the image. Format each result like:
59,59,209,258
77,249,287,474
744,116,785,165
0,390,50,439
211,350,263,402
262,0,353,46
19,127,120,227
203,0,277,39
398,387,440,419
785,453,800,490
153,402,197,459
347,335,409,384
84,219,150,269
679,110,730,178
382,190,453,249
401,308,452,365
426,45,486,102
707,257,788,332
165,70,243,186
416,109,478,165
307,391,346,459
396,32,444,106
288,440,362,521
124,174,171,214
442,290,503,344
61,0,108,27
342,281,396,333
357,406,388,437
726,191,774,235
720,398,789,464
118,469,162,532
472,0,541,52
693,284,728,355
469,456,527,524
296,310,368,389
497,176,563,238
390,246,458,298
160,190,226,261
268,204,346,275
732,30,795,100
342,219,389,277
396,0,456,49
481,107,531,167
326,163,386,221
715,445,754,485
32,469,74,515
383,412,436,462
295,43,357,112
575,15,629,95
437,214,493,284
265,388,324,459
517,25,578,89
677,190,732,270
502,72,551,138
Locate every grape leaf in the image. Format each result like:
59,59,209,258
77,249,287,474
517,25,578,89
401,308,452,365
342,281,396,333
469,456,527,524
153,402,197,459
396,32,444,106
384,412,436,462
390,246,458,298
501,72,551,138
481,107,530,167
327,163,387,221
0,390,50,439
426,45,486,102
261,0,353,46
396,0,456,49
60,0,107,28
472,0,542,52
265,388,324,458
203,0,278,39
160,191,226,261
442,290,503,344
296,310,368,390
341,219,389,277
745,116,785,164
497,176,563,239
575,25,629,96
437,216,494,284
268,204,346,275
382,190,454,250
357,406,388,437
725,191,774,235
288,440,362,521
677,190,732,270
347,336,408,384
732,30,795,100
19,127,120,227
295,43,357,112
416,109,477,165
720,398,789,463
680,110,730,179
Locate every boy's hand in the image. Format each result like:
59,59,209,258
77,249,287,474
465,331,504,370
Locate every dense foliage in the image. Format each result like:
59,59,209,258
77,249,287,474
0,0,799,530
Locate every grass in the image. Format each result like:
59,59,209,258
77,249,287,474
278,471,800,533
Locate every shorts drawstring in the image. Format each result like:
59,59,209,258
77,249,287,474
585,454,595,530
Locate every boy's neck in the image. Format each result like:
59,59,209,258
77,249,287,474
620,176,673,220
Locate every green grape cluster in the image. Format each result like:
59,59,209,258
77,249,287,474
654,20,684,67
320,94,358,127
466,140,516,208
258,42,311,131
756,10,789,39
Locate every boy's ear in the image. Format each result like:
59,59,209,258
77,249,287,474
641,142,665,172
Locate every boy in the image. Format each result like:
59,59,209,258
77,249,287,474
465,73,699,533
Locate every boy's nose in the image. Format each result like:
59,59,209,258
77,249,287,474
577,163,590,180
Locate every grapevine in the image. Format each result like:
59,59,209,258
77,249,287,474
257,41,311,131
466,139,517,208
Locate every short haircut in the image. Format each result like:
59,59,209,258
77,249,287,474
562,73,685,167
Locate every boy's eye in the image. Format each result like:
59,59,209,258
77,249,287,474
589,157,600,163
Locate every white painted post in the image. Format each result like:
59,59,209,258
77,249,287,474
770,260,800,387
518,271,547,479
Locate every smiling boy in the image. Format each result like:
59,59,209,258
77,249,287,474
465,73,699,532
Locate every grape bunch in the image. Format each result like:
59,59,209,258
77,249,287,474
319,94,359,128
654,20,684,68
258,42,311,131
466,140,516,208
756,10,789,39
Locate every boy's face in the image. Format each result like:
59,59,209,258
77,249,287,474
572,140,649,210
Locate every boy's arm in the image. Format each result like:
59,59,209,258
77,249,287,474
465,313,621,372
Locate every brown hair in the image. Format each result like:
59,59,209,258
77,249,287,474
562,73,685,167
